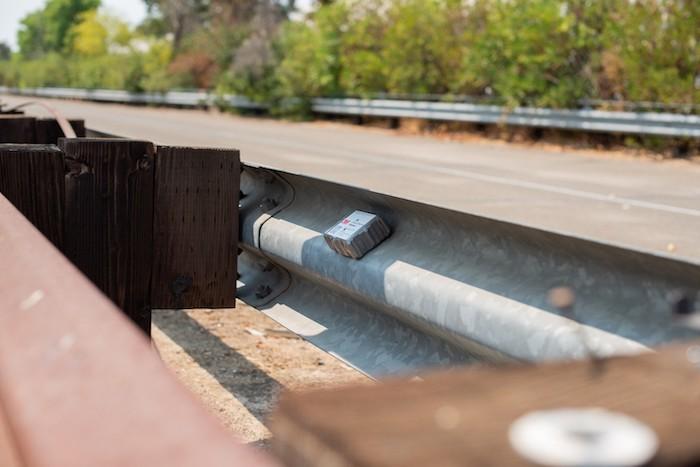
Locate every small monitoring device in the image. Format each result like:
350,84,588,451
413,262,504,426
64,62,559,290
324,210,390,259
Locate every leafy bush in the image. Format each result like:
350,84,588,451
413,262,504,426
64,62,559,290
2,0,697,114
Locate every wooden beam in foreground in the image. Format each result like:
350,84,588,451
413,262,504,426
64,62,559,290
0,194,277,467
272,345,700,467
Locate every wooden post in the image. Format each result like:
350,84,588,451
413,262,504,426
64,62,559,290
0,144,65,248
0,116,36,143
59,138,155,334
35,118,86,144
151,146,240,309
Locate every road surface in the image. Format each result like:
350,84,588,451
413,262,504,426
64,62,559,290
2,94,699,262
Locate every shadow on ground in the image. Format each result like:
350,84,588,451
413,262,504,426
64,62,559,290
153,309,283,424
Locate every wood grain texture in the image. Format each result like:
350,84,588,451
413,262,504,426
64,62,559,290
272,344,700,467
59,138,155,334
0,116,36,143
34,118,86,144
151,146,239,308
0,194,278,467
0,144,65,248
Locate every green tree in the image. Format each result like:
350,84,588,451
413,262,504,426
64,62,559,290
18,0,100,58
276,1,348,98
599,0,699,105
70,10,108,56
463,0,599,107
0,42,11,61
336,0,387,96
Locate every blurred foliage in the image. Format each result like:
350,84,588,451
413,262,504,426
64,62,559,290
3,4,172,92
2,0,698,115
18,0,101,57
0,43,11,61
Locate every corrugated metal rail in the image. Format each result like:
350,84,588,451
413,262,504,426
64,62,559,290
237,163,700,377
312,97,700,138
2,86,699,137
0,86,265,110
67,127,700,378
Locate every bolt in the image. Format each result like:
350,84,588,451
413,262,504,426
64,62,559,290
259,197,278,211
669,290,700,331
255,284,272,299
171,275,193,297
668,290,696,316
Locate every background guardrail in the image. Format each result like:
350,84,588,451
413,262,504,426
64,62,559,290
0,86,266,110
312,98,700,138
1,86,698,138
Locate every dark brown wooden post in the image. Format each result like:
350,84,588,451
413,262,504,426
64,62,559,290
59,138,155,334
0,144,65,248
151,146,239,309
0,116,36,143
35,118,86,144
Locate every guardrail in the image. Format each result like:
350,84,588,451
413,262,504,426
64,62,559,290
4,114,700,464
2,86,698,137
312,97,700,138
56,127,698,378
0,86,266,110
237,163,700,377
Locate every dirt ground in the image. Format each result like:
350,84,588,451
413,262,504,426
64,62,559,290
151,301,370,448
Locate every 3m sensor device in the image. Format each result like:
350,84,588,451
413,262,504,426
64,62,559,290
324,210,390,259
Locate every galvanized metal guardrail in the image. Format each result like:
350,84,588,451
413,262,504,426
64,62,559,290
237,163,700,377
0,86,266,110
312,98,700,138
64,128,699,379
2,86,699,137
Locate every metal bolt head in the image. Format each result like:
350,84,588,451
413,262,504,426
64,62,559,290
668,290,696,316
259,197,278,211
255,284,272,299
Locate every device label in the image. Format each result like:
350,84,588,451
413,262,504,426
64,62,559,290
326,211,376,241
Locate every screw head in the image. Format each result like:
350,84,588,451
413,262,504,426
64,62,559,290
255,284,272,299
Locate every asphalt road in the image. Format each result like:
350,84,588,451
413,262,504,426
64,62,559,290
3,94,699,262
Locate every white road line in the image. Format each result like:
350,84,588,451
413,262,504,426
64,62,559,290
220,131,700,218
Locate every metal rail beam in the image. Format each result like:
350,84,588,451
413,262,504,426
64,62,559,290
312,98,700,137
0,86,266,111
238,164,700,377
2,87,698,137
